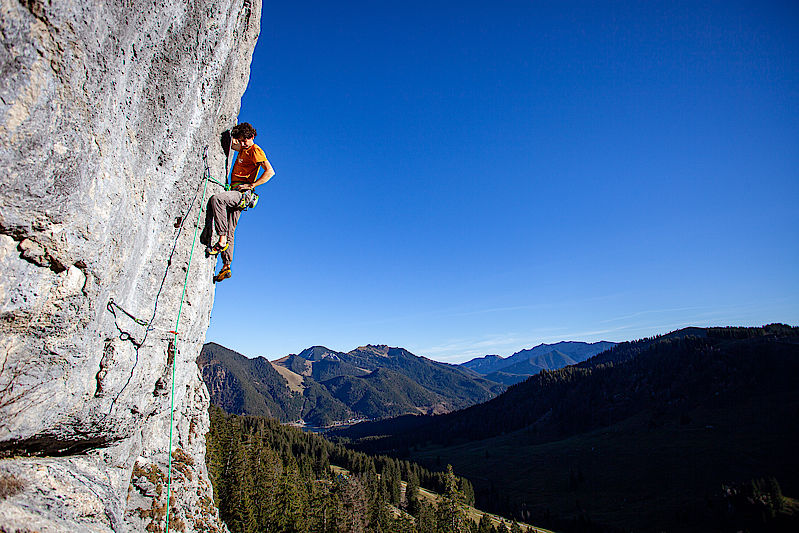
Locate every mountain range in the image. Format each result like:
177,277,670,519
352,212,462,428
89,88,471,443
198,342,505,426
332,324,799,532
460,340,616,385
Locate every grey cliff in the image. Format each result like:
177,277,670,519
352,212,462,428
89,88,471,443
0,0,261,531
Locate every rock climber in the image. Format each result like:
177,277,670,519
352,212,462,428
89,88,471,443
204,122,275,282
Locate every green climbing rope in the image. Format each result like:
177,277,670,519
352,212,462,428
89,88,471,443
207,174,227,188
164,147,216,532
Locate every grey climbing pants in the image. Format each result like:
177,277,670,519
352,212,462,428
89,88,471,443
208,190,243,265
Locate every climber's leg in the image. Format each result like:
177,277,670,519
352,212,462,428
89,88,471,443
209,190,242,245
221,208,241,266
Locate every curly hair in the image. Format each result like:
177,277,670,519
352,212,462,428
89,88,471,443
231,122,257,140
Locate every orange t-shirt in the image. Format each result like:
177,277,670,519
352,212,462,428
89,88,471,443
231,144,267,186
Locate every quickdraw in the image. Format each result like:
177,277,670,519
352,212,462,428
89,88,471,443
107,298,149,328
103,141,227,533
107,298,178,339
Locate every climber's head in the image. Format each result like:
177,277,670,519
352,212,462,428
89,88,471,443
231,122,257,147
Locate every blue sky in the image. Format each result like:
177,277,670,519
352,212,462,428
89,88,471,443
205,0,798,363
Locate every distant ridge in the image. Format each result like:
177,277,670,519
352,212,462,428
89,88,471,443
458,354,504,374
461,340,616,385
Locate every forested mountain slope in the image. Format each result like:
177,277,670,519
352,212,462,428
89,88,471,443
206,406,543,533
336,325,798,448
199,342,505,426
198,343,354,425
199,342,305,420
333,325,799,532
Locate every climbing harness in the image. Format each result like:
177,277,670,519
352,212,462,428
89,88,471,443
104,142,227,533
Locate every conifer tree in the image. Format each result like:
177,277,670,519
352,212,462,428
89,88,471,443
406,470,421,515
225,428,251,530
459,477,475,506
370,471,391,532
416,501,439,533
392,514,417,533
383,458,402,505
322,490,347,533
275,460,308,532
437,464,471,533
340,475,369,533
477,513,493,533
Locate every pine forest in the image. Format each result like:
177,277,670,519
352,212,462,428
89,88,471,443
206,406,537,533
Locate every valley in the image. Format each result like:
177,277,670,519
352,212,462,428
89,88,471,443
330,325,799,532
204,325,799,532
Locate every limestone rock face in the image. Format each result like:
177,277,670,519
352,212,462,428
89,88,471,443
0,0,261,531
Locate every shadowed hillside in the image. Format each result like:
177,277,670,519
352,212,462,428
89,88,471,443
198,343,352,425
333,325,799,532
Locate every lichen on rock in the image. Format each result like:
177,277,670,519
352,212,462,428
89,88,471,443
0,0,261,531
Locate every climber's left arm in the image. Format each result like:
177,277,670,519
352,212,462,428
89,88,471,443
237,160,275,190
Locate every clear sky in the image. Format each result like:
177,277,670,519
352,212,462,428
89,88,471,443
205,0,799,363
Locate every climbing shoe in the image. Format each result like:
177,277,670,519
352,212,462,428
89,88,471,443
208,241,229,255
213,265,232,283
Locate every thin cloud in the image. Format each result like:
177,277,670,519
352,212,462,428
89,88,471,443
597,306,709,324
414,330,563,363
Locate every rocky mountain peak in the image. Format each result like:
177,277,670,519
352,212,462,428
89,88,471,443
298,345,342,361
354,344,392,357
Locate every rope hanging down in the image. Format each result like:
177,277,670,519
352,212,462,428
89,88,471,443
164,146,216,533
103,145,222,532
104,148,219,417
